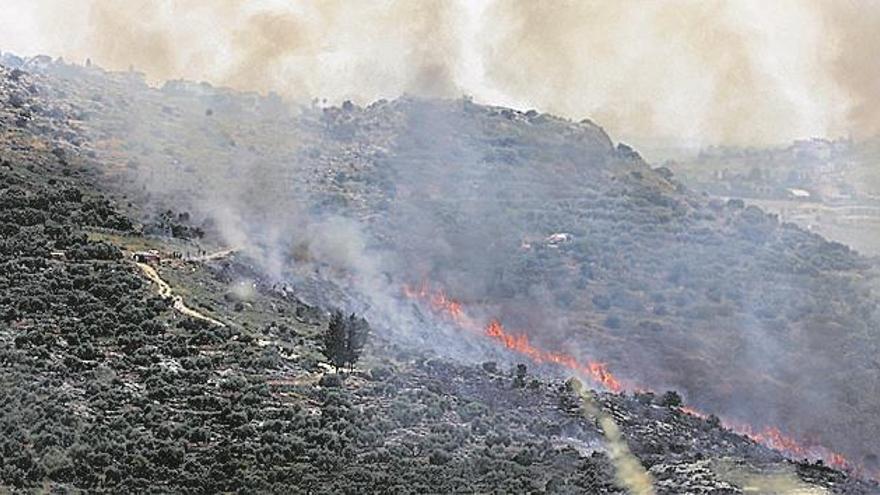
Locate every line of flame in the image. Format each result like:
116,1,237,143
402,281,871,478
403,282,623,392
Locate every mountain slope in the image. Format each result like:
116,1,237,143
1,56,879,493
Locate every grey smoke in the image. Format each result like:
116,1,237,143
1,0,879,147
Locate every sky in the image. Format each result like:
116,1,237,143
1,0,877,151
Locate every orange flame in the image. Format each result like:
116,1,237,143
677,407,855,471
403,282,464,321
403,281,874,479
404,282,625,392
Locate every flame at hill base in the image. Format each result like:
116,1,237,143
402,281,865,477
678,407,850,471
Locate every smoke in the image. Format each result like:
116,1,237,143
823,0,880,138
2,0,879,147
0,0,462,101
571,379,655,495
480,0,855,147
3,0,880,471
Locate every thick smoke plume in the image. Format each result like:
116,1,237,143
823,0,880,138
1,0,879,146
0,0,461,101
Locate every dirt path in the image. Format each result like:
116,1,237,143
188,247,238,262
136,262,226,328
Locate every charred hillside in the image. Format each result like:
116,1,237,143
1,55,879,493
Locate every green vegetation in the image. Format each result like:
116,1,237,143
323,310,369,372
1,59,878,493
0,130,632,493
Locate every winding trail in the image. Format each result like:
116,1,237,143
188,247,238,262
135,261,226,328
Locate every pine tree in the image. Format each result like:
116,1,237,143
322,310,370,372
343,313,369,371
323,310,347,372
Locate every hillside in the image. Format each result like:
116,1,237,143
663,138,880,256
1,55,879,493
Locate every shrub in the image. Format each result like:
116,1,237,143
603,315,622,329
660,391,682,408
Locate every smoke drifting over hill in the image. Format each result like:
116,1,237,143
3,0,880,477
1,0,879,146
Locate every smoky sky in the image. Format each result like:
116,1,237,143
1,0,878,146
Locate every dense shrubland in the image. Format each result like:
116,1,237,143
0,146,633,493
2,58,879,492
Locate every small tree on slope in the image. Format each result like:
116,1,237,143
323,310,370,372
343,313,369,371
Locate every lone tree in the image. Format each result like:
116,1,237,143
323,310,370,372
513,363,528,388
660,390,683,408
